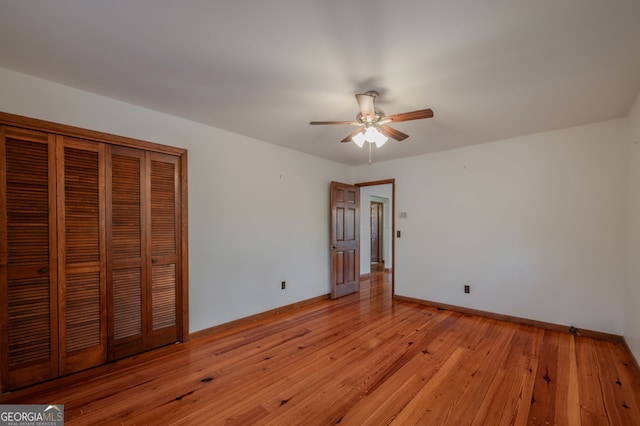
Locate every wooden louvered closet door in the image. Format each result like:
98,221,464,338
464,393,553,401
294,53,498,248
57,136,107,375
0,126,58,391
148,152,180,348
107,147,180,360
108,146,146,360
1,112,187,392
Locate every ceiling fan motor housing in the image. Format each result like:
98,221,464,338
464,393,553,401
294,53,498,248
357,108,385,125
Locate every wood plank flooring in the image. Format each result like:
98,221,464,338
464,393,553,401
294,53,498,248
2,267,640,425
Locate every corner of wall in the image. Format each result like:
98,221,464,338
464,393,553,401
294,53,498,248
625,89,640,365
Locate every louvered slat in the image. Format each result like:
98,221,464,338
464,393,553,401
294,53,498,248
151,160,176,257
152,264,176,330
6,140,49,267
64,147,100,264
7,276,51,365
111,154,142,259
65,272,101,351
113,268,143,340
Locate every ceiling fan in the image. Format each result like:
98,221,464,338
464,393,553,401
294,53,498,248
309,91,434,148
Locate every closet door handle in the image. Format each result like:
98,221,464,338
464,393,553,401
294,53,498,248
39,267,49,274
151,258,159,264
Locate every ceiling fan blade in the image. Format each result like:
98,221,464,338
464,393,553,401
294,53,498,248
309,121,356,125
385,108,434,123
355,93,375,120
379,125,409,141
341,128,364,143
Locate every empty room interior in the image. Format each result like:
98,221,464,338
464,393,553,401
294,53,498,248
1,1,640,424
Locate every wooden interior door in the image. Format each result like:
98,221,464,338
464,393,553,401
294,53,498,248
107,147,180,360
1,126,58,391
57,136,107,375
107,145,147,360
147,152,180,347
330,181,360,299
370,202,382,263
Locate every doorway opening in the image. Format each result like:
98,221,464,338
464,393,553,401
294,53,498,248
356,179,395,296
370,200,383,264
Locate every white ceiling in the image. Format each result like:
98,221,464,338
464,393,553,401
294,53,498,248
1,1,640,165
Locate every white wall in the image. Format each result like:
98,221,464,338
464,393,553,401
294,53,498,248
0,67,350,333
353,120,628,334
626,92,640,362
2,66,637,344
359,184,393,275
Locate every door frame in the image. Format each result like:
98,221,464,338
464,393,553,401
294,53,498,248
356,179,395,296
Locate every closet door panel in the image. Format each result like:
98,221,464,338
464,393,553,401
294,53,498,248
58,137,106,375
148,153,180,347
1,126,58,392
107,146,147,360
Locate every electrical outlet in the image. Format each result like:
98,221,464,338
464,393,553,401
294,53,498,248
281,281,286,290
464,284,470,294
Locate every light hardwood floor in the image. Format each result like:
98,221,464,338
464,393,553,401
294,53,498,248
2,267,640,425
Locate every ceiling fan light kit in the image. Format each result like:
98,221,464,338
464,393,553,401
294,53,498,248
352,125,388,148
310,90,433,162
351,130,366,147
